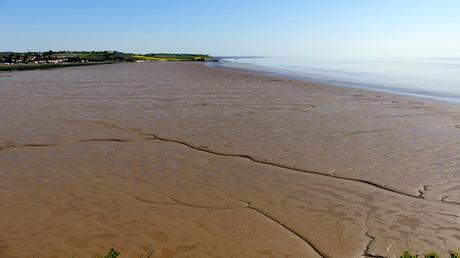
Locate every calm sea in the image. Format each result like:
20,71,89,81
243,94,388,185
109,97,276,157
214,57,460,102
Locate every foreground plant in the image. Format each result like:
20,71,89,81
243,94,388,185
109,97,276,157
401,251,418,258
400,250,460,258
425,251,440,258
99,248,120,258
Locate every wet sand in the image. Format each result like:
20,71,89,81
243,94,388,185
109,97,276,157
0,62,459,258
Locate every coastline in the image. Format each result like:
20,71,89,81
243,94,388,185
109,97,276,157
0,61,116,72
0,62,459,257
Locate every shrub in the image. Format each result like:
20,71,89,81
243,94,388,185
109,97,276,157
401,251,418,258
400,250,460,258
100,248,120,258
425,251,439,258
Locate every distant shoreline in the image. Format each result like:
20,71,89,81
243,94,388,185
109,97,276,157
0,61,115,72
0,51,213,72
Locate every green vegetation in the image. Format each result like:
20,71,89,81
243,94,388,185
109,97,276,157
52,51,135,62
400,250,460,258
134,53,211,62
99,248,120,258
0,51,213,71
425,251,440,258
401,251,419,258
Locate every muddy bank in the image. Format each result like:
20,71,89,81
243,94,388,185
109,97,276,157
0,62,459,257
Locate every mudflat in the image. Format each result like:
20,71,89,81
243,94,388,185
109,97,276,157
0,62,459,258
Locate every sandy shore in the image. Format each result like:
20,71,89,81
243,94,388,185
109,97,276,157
0,62,459,258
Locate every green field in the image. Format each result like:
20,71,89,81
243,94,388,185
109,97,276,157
133,53,211,62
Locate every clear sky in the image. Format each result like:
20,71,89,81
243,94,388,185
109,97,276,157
1,0,459,59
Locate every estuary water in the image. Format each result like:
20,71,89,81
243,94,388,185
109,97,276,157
215,57,460,102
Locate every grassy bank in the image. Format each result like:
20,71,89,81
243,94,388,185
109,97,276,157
133,53,211,62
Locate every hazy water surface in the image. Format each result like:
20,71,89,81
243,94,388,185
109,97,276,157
216,57,460,102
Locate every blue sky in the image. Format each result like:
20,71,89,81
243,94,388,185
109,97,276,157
1,0,459,59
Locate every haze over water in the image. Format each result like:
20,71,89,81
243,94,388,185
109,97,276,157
219,57,460,102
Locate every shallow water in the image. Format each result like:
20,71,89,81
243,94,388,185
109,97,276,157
216,57,460,102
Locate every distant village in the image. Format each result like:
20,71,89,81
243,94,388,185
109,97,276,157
0,51,134,65
1,51,90,65
0,51,212,66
